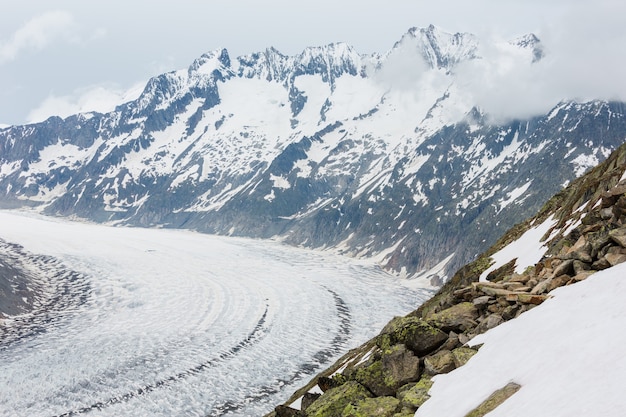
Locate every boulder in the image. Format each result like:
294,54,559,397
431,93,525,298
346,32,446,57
476,314,504,333
318,376,342,392
381,345,422,388
548,274,572,292
304,381,372,417
397,376,433,410
302,393,322,411
351,345,421,397
591,256,611,270
423,350,456,375
530,278,552,295
426,302,479,332
275,405,304,417
378,317,448,356
451,346,478,367
341,396,400,417
609,227,626,248
605,252,626,266
573,271,595,281
552,259,575,278
472,295,493,307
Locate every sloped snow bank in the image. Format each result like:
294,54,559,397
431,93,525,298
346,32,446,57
416,262,626,417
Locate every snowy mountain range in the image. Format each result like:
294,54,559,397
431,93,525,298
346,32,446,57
267,139,626,417
0,25,625,280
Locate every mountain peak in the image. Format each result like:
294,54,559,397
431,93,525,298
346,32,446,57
511,33,544,62
396,25,479,69
188,48,231,75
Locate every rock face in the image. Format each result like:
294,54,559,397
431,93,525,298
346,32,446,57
267,143,626,416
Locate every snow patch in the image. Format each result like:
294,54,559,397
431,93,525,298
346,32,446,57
479,216,556,282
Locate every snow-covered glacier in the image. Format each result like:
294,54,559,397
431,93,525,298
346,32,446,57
0,211,428,416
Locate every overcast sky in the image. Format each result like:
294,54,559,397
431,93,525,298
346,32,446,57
0,0,624,125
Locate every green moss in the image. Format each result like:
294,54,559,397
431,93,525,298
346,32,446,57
397,376,433,410
464,382,521,417
305,381,372,417
451,346,478,367
341,396,400,417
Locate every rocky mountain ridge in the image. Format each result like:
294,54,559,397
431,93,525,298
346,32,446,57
0,26,625,279
267,138,626,416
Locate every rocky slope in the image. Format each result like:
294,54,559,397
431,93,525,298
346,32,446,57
0,26,624,279
266,142,626,416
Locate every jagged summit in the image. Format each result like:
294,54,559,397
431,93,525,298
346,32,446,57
392,24,479,70
511,33,544,62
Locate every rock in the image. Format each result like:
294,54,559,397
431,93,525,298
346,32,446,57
588,231,611,258
397,376,433,410
572,271,595,281
515,293,550,305
547,274,572,292
302,393,322,411
473,295,493,307
341,396,400,417
552,259,575,278
318,376,342,392
424,350,456,375
304,381,372,417
600,207,614,219
451,346,478,367
562,236,592,262
530,278,552,295
439,332,461,351
427,302,479,332
502,281,525,290
605,252,626,266
609,227,626,248
458,333,471,345
464,382,522,417
381,345,422,388
572,260,591,275
562,249,593,263
592,256,612,270
501,304,520,320
476,314,504,333
275,405,304,417
473,283,513,297
485,259,516,282
351,345,421,397
378,317,448,356
508,273,531,284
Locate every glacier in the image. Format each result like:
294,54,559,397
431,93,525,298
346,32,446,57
0,211,429,416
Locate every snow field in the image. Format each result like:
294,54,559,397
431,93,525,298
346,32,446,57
416,261,626,417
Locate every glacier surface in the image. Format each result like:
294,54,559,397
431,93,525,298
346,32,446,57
0,211,429,416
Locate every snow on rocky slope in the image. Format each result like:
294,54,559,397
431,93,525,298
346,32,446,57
0,25,625,281
266,142,626,416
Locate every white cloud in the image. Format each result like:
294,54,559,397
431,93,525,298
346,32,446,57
0,11,75,64
26,83,145,124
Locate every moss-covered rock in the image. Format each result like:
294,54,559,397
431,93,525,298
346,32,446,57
305,381,372,417
451,346,478,367
464,382,521,417
377,316,447,356
397,375,433,410
350,345,421,397
426,302,479,332
341,396,400,417
423,350,456,375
